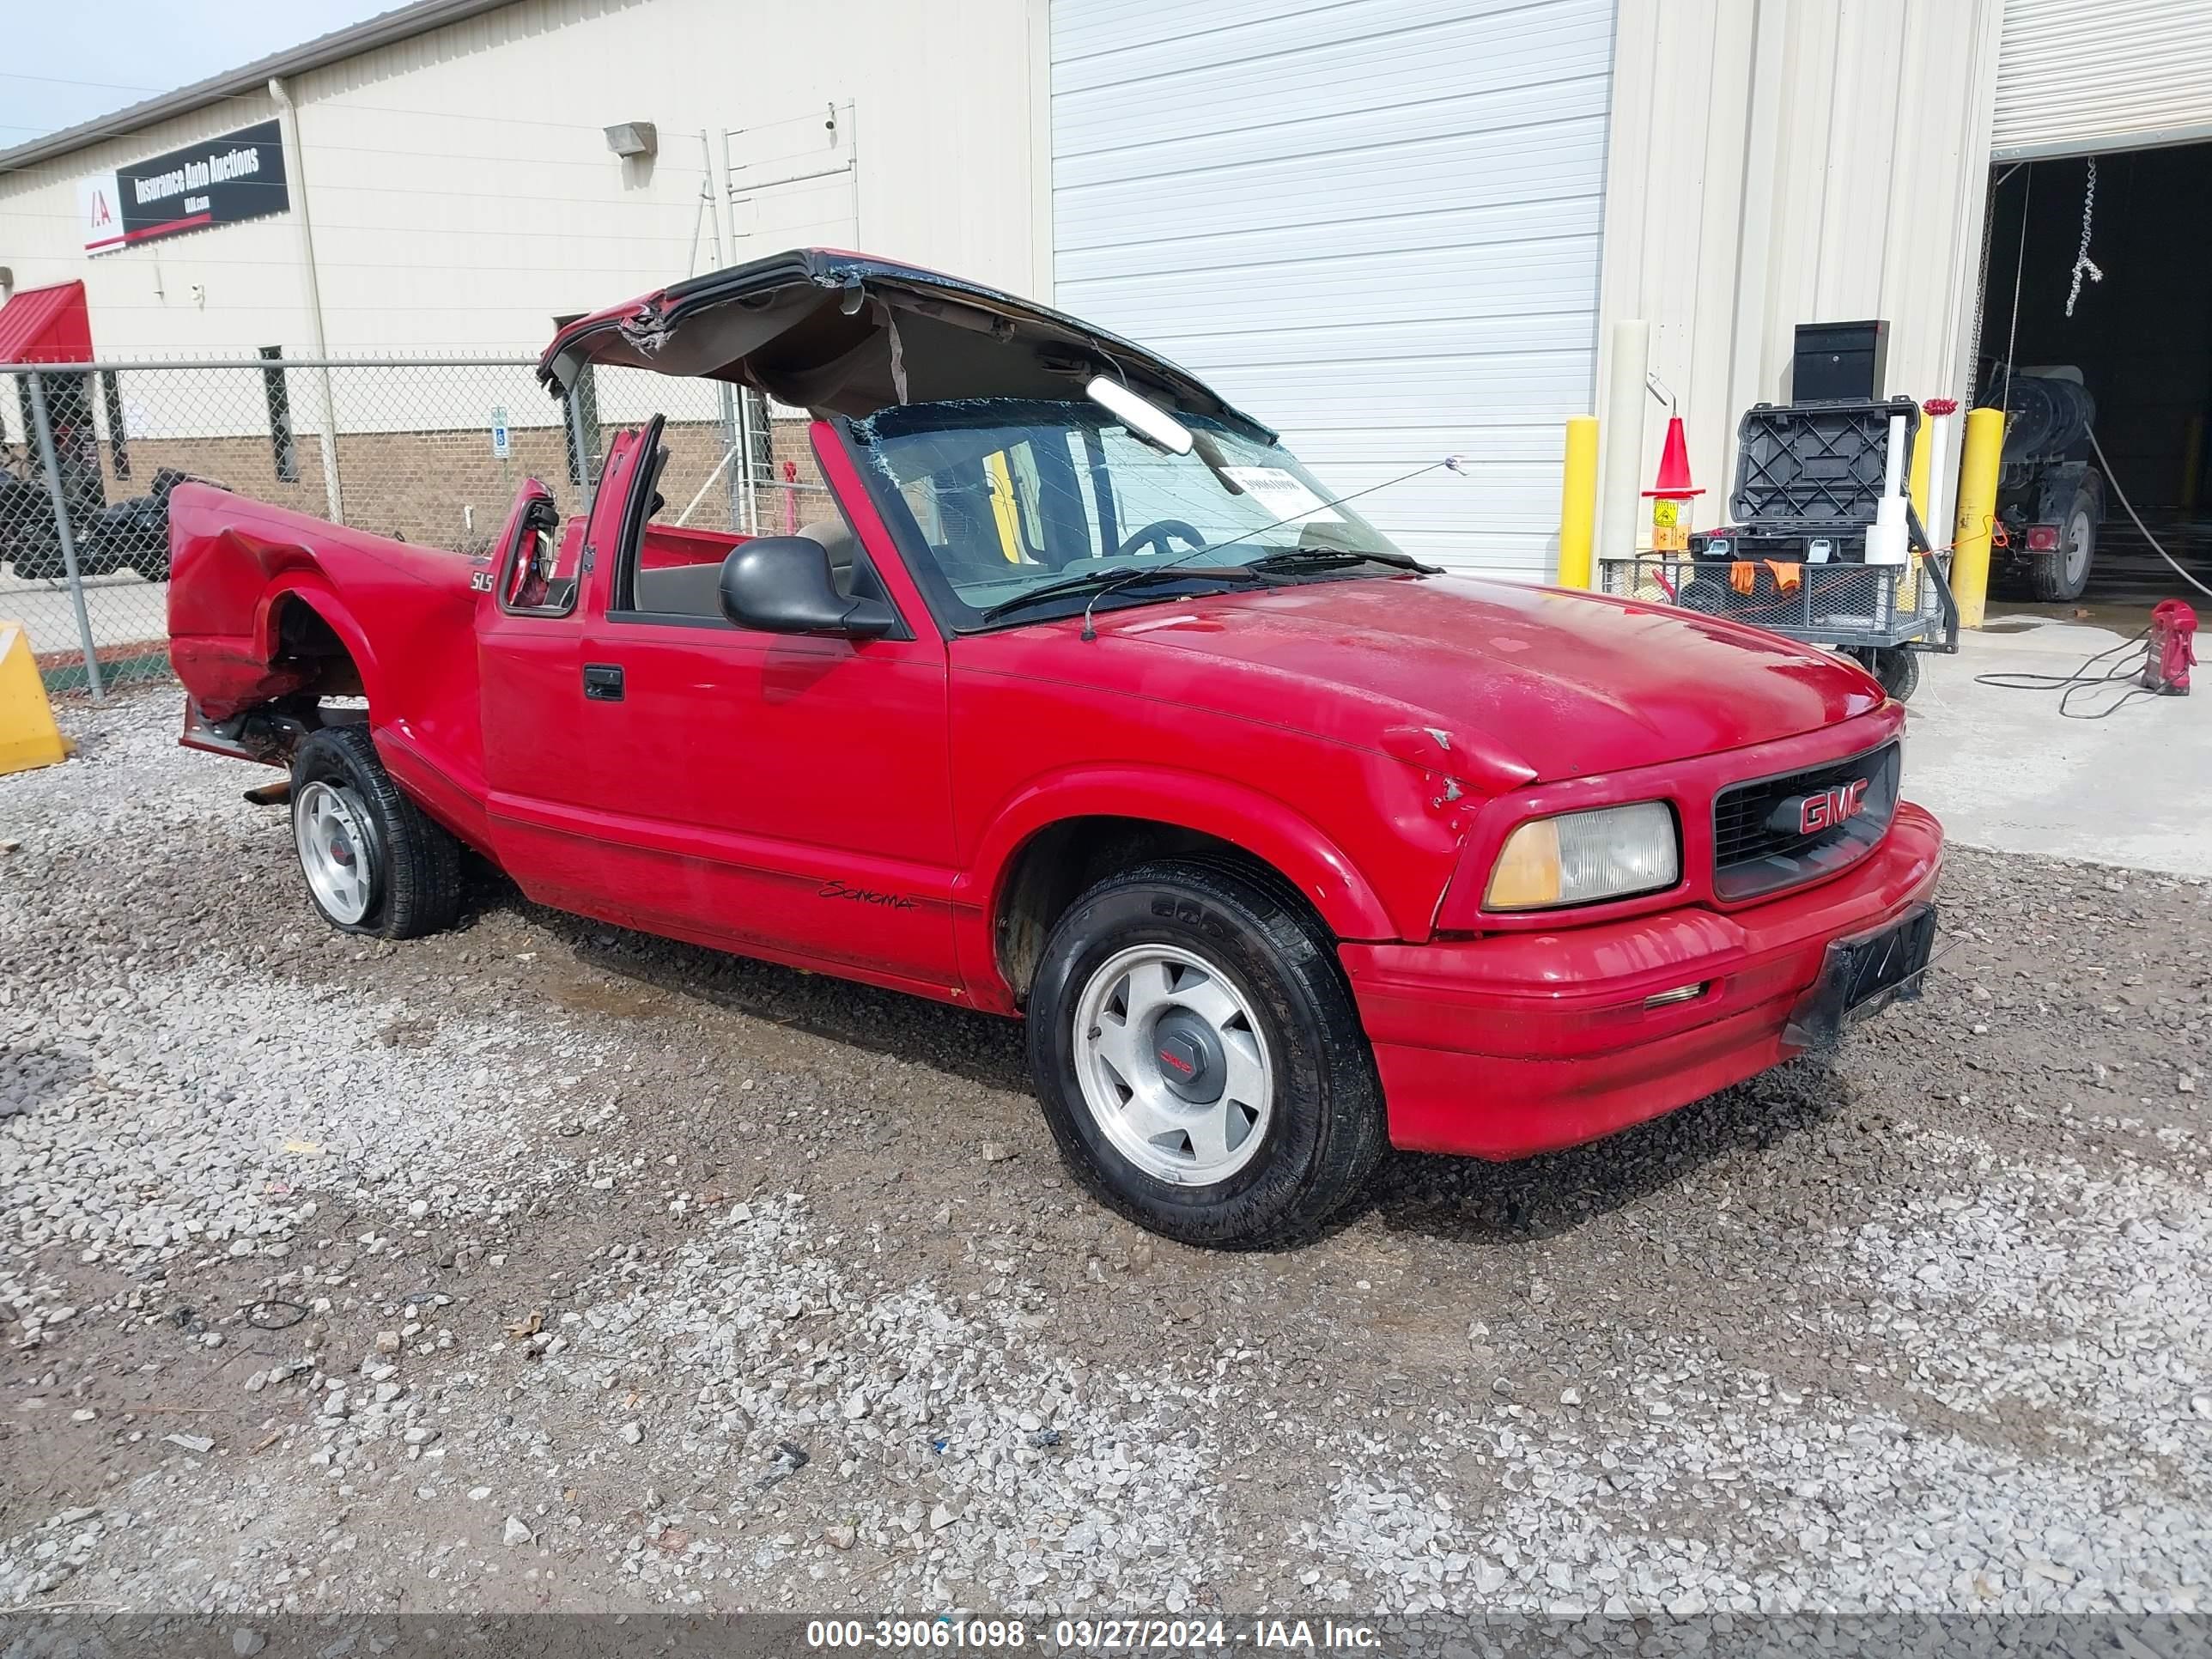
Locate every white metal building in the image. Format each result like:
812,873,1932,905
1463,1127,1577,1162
0,0,1045,356
1048,0,1616,572
5,0,2212,578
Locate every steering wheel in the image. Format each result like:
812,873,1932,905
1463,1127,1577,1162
1114,518,1207,560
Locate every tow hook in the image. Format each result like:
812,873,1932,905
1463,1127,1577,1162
244,779,293,806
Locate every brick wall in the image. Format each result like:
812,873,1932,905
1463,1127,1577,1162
82,412,829,552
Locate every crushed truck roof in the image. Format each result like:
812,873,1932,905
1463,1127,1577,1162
536,247,1270,434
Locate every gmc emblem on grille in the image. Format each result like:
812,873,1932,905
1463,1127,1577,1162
1776,777,1870,836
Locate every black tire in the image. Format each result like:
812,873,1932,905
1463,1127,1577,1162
1852,645,1920,702
6,541,62,582
289,725,462,939
1677,574,1732,615
2032,486,2096,603
1025,859,1387,1249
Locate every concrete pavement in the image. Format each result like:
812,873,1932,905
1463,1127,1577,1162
1904,609,2209,878
0,570,167,659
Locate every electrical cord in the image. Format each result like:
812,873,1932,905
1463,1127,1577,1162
2084,424,2212,599
1973,627,2161,719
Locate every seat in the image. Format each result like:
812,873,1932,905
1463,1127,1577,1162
799,515,893,605
798,518,857,584
630,562,726,618
629,518,878,619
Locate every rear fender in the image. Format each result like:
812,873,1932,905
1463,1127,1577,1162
252,574,383,707
174,569,382,723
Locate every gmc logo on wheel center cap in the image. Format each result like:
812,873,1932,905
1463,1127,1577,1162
1786,777,1871,836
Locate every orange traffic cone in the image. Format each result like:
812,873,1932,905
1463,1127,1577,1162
1644,414,1700,498
1643,413,1701,553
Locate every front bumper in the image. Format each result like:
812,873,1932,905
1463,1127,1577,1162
1340,801,1943,1159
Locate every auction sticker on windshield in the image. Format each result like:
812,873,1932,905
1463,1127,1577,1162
1220,466,1342,526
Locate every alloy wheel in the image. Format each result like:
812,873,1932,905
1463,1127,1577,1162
1071,944,1274,1185
295,780,377,926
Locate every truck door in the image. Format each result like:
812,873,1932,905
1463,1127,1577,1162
473,428,653,915
571,422,960,995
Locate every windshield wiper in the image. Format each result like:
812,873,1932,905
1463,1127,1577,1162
1243,548,1440,577
976,562,1267,624
981,454,1466,633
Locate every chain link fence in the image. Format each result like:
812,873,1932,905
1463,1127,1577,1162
0,354,832,698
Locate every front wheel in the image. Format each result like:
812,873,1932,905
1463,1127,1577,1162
289,725,462,939
1025,860,1387,1248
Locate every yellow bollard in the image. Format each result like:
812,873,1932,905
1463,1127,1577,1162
1556,415,1599,589
1951,407,2006,629
984,451,1025,562
0,621,74,775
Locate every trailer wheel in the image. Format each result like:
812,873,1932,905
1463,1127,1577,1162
2033,487,2096,603
1850,646,1921,702
289,725,463,939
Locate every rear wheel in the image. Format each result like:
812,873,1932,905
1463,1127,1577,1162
1025,860,1387,1248
2032,487,2096,603
289,725,462,939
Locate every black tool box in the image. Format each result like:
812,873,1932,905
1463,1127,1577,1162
1692,395,1922,563
1689,526,1864,563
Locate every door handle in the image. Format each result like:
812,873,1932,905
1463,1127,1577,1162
582,663,624,702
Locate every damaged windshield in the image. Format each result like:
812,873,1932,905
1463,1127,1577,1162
848,398,1415,631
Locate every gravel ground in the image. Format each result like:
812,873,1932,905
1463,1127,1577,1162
0,692,2207,1620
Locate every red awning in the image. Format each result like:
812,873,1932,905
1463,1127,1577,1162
0,281,92,367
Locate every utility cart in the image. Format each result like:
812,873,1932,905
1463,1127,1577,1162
1598,397,1960,702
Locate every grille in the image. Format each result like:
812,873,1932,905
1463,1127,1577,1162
1712,743,1900,901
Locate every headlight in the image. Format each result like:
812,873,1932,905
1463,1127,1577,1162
1484,800,1680,911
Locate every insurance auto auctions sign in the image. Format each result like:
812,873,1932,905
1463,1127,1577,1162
79,119,289,256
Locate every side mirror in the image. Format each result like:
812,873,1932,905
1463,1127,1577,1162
718,536,896,638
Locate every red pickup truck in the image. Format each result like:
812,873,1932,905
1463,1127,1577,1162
167,250,1942,1247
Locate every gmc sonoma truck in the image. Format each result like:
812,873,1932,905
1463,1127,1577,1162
167,250,1942,1247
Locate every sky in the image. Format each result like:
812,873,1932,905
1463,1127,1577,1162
2,0,398,148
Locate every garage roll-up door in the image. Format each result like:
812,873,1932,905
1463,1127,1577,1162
1050,0,1615,579
1995,0,2212,161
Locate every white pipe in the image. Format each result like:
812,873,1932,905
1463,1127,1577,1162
675,441,739,527
1867,415,1911,566
1882,414,1908,498
269,76,343,525
1596,319,1650,562
1926,409,1955,551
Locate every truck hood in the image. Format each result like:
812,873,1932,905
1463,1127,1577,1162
1067,575,1886,786
538,248,1265,432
